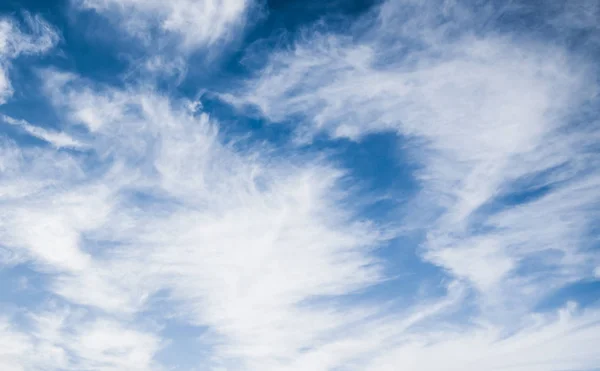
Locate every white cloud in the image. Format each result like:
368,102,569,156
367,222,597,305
0,14,58,104
75,0,250,51
0,308,161,371
229,0,600,307
361,304,600,371
1,1,599,371
11,55,596,371
1,115,84,149
62,318,161,371
28,307,162,371
221,0,600,368
0,318,38,371
0,69,392,369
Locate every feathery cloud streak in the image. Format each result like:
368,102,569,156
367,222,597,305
0,14,58,103
0,1,599,370
75,0,250,50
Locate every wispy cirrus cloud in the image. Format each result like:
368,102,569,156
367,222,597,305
228,0,600,301
1,66,393,369
222,0,600,368
1,114,84,149
0,14,58,104
74,0,251,51
0,307,162,371
1,1,599,370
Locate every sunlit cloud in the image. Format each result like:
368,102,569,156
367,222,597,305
0,1,599,370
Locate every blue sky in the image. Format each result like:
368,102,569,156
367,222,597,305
0,0,599,370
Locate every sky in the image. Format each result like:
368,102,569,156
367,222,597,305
0,0,599,370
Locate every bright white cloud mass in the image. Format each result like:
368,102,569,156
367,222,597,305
0,1,599,370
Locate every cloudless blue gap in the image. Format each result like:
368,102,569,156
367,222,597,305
325,132,419,201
